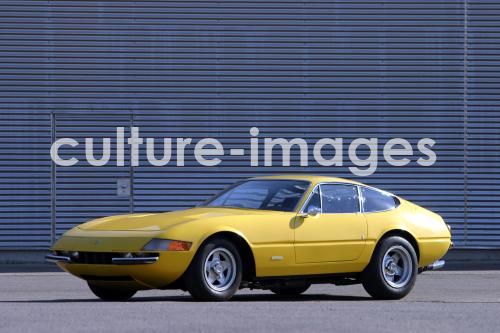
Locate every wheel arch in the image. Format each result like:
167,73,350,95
198,230,256,281
375,229,420,262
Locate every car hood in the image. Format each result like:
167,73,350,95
78,207,279,231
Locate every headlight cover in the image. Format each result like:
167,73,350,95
142,238,192,251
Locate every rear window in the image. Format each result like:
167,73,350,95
361,187,399,213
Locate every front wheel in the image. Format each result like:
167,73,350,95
87,282,137,301
184,238,242,301
362,236,418,300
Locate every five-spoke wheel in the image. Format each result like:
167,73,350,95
362,236,418,300
381,245,413,289
203,248,237,292
185,237,242,301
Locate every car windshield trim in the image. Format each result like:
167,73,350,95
201,179,312,212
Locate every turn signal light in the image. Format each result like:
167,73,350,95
167,240,192,251
142,238,192,251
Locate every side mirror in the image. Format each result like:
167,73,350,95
297,207,321,218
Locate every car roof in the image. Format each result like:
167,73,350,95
249,174,363,186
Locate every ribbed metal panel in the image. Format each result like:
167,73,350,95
466,0,500,247
53,114,132,237
0,0,497,248
0,112,52,248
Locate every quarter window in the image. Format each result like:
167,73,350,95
320,184,360,213
361,187,399,212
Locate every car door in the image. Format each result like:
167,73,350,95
294,183,367,263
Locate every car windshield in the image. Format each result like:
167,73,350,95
203,180,310,212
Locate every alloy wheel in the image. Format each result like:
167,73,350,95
203,247,237,292
381,245,413,288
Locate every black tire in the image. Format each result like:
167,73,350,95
87,282,137,301
270,282,311,296
362,236,418,300
184,237,242,301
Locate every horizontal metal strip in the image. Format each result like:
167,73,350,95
0,1,466,7
51,120,468,126
0,31,466,39
0,230,51,235
0,99,467,105
3,70,468,78
462,233,500,238
0,93,467,98
0,34,465,42
0,60,466,66
0,108,468,113
0,15,466,21
0,40,465,46
0,89,466,95
0,240,50,244
0,67,466,73
0,81,466,88
0,22,466,28
0,51,465,57
0,8,466,15
0,46,465,52
0,7,466,14
54,211,174,217
49,115,465,121
0,225,51,230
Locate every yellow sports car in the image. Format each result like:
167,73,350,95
47,175,452,301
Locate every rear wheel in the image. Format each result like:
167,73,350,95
184,238,242,301
87,282,137,301
362,236,418,300
270,282,311,296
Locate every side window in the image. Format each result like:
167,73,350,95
361,187,399,213
320,184,360,213
302,186,321,213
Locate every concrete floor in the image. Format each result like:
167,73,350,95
1,270,499,332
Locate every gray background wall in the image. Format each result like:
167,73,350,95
0,1,498,249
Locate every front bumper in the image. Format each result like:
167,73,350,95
47,231,196,288
45,254,72,263
45,253,159,265
46,250,194,289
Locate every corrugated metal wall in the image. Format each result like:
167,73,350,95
467,1,500,247
53,114,133,239
0,1,498,249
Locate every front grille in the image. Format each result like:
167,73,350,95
76,252,115,264
55,251,158,265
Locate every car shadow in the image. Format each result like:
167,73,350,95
0,293,372,303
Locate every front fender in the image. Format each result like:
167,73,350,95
196,226,252,250
156,222,252,255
